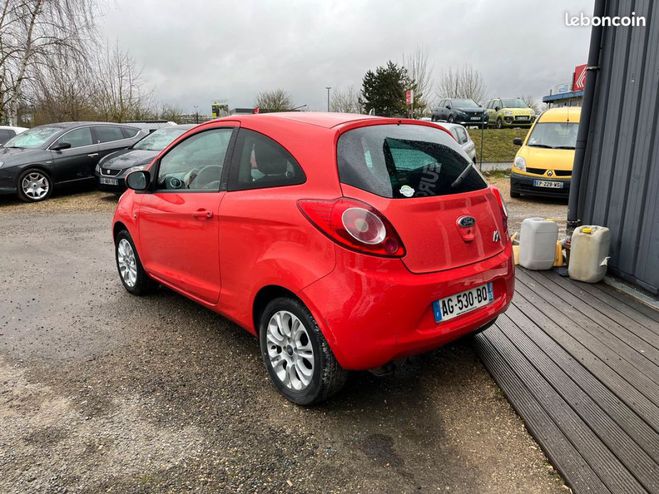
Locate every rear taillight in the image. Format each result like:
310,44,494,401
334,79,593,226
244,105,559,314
491,186,508,235
297,198,406,257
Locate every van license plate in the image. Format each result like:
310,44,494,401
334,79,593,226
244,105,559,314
470,117,480,120
100,177,118,185
432,283,494,323
533,180,563,189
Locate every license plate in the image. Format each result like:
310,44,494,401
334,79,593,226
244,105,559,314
533,179,563,189
516,116,529,120
432,283,494,323
470,117,480,120
100,177,118,185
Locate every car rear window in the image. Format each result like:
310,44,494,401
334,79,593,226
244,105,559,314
337,124,486,199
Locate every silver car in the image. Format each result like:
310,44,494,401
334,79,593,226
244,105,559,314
436,122,477,163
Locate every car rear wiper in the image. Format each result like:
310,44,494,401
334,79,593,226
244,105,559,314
527,143,554,149
555,145,575,149
451,163,474,189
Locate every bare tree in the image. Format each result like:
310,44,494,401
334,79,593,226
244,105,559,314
91,42,153,122
403,47,433,115
436,65,486,103
0,0,95,124
521,95,547,115
158,103,184,123
330,86,361,113
255,89,294,112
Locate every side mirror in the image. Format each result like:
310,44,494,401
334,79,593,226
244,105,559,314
445,105,451,110
513,137,523,146
494,107,500,112
126,170,150,191
51,142,71,151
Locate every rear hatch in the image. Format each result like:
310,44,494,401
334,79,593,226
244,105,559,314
337,123,505,273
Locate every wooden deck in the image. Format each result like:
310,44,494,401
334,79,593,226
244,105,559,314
474,268,659,494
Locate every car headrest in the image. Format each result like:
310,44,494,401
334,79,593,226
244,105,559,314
254,141,288,175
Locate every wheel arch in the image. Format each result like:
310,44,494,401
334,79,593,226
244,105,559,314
252,285,301,335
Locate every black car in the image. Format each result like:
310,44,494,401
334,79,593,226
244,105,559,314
96,125,195,193
0,122,148,202
431,99,488,127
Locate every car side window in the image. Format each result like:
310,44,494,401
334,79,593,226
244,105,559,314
228,129,305,191
156,128,233,191
0,129,15,144
121,126,140,138
56,127,93,148
457,127,468,144
94,126,126,143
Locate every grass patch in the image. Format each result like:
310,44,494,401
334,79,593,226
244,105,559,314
469,128,529,163
482,169,510,180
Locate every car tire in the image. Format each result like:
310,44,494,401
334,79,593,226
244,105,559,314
448,115,455,123
510,188,521,198
17,168,53,203
114,229,156,296
259,297,347,405
496,118,503,129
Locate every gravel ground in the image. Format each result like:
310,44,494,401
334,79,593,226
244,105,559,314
0,186,568,493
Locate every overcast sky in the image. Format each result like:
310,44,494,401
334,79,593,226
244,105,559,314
98,0,595,113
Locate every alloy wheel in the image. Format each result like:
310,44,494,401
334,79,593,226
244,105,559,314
117,238,138,287
21,172,50,200
266,310,315,391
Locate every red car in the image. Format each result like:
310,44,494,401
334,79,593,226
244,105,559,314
112,113,514,405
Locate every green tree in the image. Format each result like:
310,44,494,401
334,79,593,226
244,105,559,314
360,61,410,117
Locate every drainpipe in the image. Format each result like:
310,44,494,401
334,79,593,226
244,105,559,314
567,0,606,238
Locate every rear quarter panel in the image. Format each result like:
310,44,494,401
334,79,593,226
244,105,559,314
216,119,342,333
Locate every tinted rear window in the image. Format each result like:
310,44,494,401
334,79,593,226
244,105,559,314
337,124,486,199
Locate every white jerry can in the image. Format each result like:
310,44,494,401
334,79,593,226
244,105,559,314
519,217,559,270
569,225,610,283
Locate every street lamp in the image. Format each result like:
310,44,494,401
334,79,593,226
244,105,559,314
325,86,331,112
193,105,199,124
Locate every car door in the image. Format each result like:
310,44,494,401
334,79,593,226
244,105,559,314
137,124,237,305
50,126,99,183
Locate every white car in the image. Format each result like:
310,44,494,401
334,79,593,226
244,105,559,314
436,122,477,162
0,125,28,146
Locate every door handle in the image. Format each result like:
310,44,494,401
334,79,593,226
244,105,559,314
88,153,99,157
192,209,213,219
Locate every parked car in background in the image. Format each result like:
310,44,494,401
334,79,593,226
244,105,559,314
511,106,581,199
485,98,535,128
124,120,177,134
112,112,514,405
437,122,477,162
0,122,148,202
0,125,28,146
431,99,488,128
96,124,195,193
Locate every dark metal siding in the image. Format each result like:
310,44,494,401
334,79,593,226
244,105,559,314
577,0,659,294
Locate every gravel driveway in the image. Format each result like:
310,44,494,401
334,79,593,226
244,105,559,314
0,190,567,493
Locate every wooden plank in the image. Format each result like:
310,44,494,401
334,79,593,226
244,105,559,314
484,324,646,494
527,270,659,349
512,284,659,429
516,274,659,400
505,303,659,460
593,282,659,325
542,270,659,337
497,311,659,492
518,270,659,371
474,333,611,494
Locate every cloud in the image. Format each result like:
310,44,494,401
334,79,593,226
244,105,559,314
98,0,595,112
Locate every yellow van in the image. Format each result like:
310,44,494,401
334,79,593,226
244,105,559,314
510,107,580,198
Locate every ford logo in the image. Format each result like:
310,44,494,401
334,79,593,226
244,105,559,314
457,216,476,228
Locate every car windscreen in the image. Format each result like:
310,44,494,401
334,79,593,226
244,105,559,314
527,122,579,149
337,124,487,199
133,127,187,151
501,99,528,108
4,126,62,149
452,99,479,109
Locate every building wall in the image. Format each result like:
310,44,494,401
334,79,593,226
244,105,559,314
577,0,659,295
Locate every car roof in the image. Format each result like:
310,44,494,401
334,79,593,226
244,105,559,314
33,121,139,130
538,106,581,123
223,112,382,129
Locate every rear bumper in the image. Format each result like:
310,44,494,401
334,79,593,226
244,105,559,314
301,245,515,370
510,172,570,198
